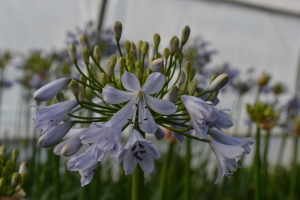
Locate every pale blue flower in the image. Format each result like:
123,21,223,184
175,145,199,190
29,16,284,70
208,109,233,130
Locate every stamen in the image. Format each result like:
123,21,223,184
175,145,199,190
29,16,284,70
144,118,148,120
127,119,132,121
138,144,144,148
145,106,148,109
139,122,142,124
131,145,137,151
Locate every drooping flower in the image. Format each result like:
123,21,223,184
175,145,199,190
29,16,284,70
30,100,78,133
208,109,233,130
208,128,253,154
33,78,71,101
181,95,219,139
103,72,177,134
118,129,160,175
209,141,245,184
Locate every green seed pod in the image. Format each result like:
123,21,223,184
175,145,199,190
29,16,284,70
189,67,196,80
181,25,190,46
70,80,79,97
119,57,126,69
135,68,142,80
188,81,197,95
113,21,122,41
178,71,186,87
117,81,123,90
163,48,169,59
166,85,179,103
80,75,87,90
93,45,101,63
153,33,161,47
19,162,28,174
68,43,77,64
141,42,149,55
81,47,90,65
128,65,134,73
124,40,131,54
106,61,114,78
180,83,187,95
135,60,141,69
21,171,29,184
210,75,217,83
110,55,117,67
99,73,108,86
0,146,5,156
137,40,143,53
12,148,19,162
178,52,184,64
11,173,20,187
169,36,179,56
206,73,229,93
79,34,92,54
185,61,191,74
56,92,65,103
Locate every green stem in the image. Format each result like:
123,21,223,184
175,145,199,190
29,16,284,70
262,131,271,167
185,138,191,200
289,136,298,200
158,142,174,200
117,41,123,57
254,125,261,200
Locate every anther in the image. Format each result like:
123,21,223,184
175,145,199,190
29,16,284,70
144,118,148,120
138,144,144,148
131,145,137,151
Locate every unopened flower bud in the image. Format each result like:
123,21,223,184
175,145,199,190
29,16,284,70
209,91,219,102
189,67,196,80
188,81,197,95
119,57,126,69
19,162,28,174
124,40,131,53
144,69,151,76
80,75,87,90
178,71,186,87
141,42,149,55
0,177,6,189
56,92,65,102
70,80,79,97
189,121,194,130
135,60,141,69
210,75,217,83
257,72,271,86
135,68,142,80
11,173,20,187
178,52,184,64
167,85,179,103
12,148,19,162
150,58,164,72
113,21,122,41
79,34,92,54
206,73,229,93
93,45,101,63
169,36,179,55
86,64,94,79
137,40,143,53
181,25,190,46
180,83,187,95
149,46,156,60
149,58,155,65
163,48,169,59
81,47,90,65
153,33,161,47
106,61,114,78
117,81,123,90
21,171,29,184
130,42,137,55
174,48,181,59
128,65,134,73
68,43,77,64
185,61,191,73
129,51,136,60
0,146,5,156
154,127,165,140
61,140,82,157
110,55,117,67
272,82,285,95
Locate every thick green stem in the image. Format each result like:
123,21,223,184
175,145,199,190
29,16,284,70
254,125,261,200
262,131,271,167
289,136,298,200
159,142,174,200
132,129,145,200
185,138,191,200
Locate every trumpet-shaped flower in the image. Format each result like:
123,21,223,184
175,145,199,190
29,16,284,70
209,128,253,154
208,109,233,130
118,129,160,175
181,95,219,139
103,72,176,134
31,100,78,133
209,141,245,184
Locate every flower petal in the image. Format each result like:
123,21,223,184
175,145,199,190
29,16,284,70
124,129,147,149
142,73,165,94
143,142,160,159
123,151,138,175
144,94,176,115
118,149,128,163
139,154,155,174
139,97,158,134
121,72,141,91
110,99,135,130
103,86,136,104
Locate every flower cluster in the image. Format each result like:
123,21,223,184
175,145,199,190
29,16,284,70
30,21,253,186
